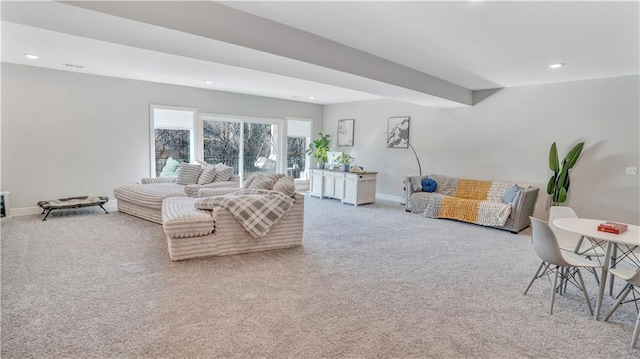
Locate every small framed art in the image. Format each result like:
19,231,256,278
387,116,410,148
337,119,354,146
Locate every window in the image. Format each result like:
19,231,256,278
286,119,311,180
200,114,283,182
150,106,196,176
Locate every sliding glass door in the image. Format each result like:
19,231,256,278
201,115,283,182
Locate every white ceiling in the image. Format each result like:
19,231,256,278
2,1,638,108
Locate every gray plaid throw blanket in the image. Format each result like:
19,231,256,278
194,189,294,238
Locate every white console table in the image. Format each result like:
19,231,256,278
309,169,377,206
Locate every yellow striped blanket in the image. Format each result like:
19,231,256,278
408,175,513,227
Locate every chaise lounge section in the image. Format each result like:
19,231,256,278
162,190,304,261
114,161,240,223
161,174,304,261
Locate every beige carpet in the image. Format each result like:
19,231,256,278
1,196,638,358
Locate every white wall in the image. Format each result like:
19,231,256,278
1,63,323,211
323,75,640,224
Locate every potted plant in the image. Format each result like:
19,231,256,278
547,141,585,206
335,153,354,172
306,133,330,168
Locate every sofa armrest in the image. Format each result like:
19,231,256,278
141,176,177,184
200,180,239,189
511,186,540,232
198,187,239,198
404,175,427,209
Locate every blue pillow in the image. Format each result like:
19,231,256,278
422,178,437,193
502,185,520,204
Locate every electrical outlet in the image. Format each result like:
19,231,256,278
626,167,638,175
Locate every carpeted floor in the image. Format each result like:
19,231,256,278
1,196,638,358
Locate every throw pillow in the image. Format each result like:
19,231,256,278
421,178,438,193
272,176,296,197
176,163,202,185
242,173,259,189
162,157,180,172
248,173,285,190
213,163,234,182
197,166,217,185
502,185,520,204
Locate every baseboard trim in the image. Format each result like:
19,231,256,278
8,200,118,217
376,193,403,204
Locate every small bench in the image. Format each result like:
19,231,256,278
37,196,109,221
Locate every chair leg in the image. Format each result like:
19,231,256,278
633,312,640,349
604,285,632,321
593,268,600,286
524,261,545,295
550,267,559,315
575,268,593,315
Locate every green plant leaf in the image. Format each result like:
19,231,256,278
563,142,584,169
549,142,559,172
546,176,556,195
557,166,568,192
557,187,567,203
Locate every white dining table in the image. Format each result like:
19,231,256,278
553,218,640,320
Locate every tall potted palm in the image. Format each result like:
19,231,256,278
547,141,585,206
306,133,330,168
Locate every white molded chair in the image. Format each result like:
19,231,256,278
549,206,605,287
524,217,602,315
604,268,640,349
549,206,605,257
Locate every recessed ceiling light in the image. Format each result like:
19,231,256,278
205,81,213,85
549,63,565,69
24,54,39,60
308,96,315,100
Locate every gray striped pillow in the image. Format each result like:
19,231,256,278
272,176,296,197
197,166,217,185
213,163,233,182
248,173,285,190
176,163,202,185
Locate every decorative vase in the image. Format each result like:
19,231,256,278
343,164,349,172
317,162,324,169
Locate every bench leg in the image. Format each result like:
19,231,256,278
42,209,52,221
99,205,109,214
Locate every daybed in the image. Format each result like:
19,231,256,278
405,174,539,233
114,162,239,224
161,174,304,261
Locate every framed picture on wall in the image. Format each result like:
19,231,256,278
387,116,410,148
337,119,354,146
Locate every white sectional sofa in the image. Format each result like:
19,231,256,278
161,187,304,261
114,175,239,224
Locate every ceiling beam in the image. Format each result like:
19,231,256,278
62,1,472,107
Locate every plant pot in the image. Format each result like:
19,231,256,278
316,162,324,169
343,164,349,172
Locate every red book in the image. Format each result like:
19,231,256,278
597,221,628,234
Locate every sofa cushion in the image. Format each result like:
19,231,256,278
421,178,437,192
176,163,202,185
213,163,233,182
272,176,296,197
242,173,259,189
197,166,217,185
248,173,285,190
160,157,180,177
502,185,520,204
429,175,459,196
162,197,214,238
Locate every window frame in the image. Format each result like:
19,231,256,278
285,117,313,180
198,113,285,183
149,105,199,177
